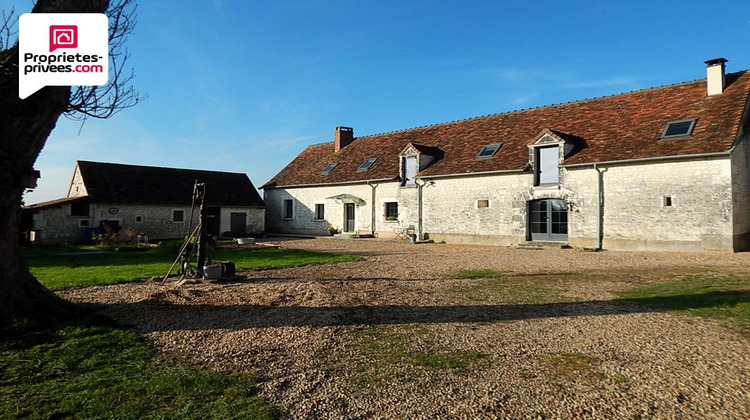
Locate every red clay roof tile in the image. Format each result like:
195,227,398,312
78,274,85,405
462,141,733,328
263,70,750,188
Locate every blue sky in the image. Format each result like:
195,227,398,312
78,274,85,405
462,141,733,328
13,0,750,204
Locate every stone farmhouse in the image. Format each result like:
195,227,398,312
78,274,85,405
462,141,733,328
23,161,266,245
262,59,750,252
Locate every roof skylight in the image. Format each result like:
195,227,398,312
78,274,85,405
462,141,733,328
320,163,338,175
476,144,502,159
357,157,377,171
661,119,697,139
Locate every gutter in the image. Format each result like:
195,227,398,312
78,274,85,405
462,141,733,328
563,151,731,169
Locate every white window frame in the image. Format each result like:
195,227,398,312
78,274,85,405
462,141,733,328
535,146,559,186
314,203,325,220
172,209,185,223
282,199,294,220
402,156,418,186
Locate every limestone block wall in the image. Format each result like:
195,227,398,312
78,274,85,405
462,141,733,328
265,156,738,251
597,158,734,251
265,182,404,236
31,204,88,244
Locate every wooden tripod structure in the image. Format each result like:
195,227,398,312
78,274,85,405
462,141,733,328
162,181,209,285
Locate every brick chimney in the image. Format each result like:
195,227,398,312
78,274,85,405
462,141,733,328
334,126,354,152
705,58,727,96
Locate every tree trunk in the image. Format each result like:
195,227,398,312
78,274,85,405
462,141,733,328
0,0,110,327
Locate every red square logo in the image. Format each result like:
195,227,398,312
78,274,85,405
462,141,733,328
49,25,78,52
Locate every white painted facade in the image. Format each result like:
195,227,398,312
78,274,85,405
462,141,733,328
265,151,746,251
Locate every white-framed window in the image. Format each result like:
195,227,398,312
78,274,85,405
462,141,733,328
402,156,417,186
135,215,144,223
314,203,325,220
384,202,399,221
172,209,185,223
282,199,294,219
535,146,559,186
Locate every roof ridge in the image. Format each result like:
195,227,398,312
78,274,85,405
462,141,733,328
77,160,248,176
354,72,745,140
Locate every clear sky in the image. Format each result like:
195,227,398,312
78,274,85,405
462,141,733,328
12,0,750,204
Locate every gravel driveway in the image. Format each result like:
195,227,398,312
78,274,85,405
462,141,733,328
58,238,750,419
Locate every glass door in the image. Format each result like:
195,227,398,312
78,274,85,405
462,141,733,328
530,199,568,241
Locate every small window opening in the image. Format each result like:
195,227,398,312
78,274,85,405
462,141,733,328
135,215,144,223
477,199,490,208
320,163,338,175
476,144,502,159
661,119,697,139
358,157,378,171
664,196,673,207
314,204,325,220
172,210,185,222
385,202,399,220
283,199,294,219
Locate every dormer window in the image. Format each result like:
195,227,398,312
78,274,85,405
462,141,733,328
528,130,572,187
476,144,502,159
402,156,417,186
661,119,697,139
535,146,559,186
357,157,377,171
320,163,338,175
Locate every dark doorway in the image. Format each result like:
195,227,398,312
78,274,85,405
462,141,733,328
206,206,221,236
344,203,356,233
230,212,247,237
529,199,568,241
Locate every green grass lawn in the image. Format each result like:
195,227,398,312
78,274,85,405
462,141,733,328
24,241,361,289
5,241,362,418
0,321,281,419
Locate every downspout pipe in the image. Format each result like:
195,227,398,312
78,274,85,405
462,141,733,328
415,178,429,240
367,181,378,236
594,164,607,251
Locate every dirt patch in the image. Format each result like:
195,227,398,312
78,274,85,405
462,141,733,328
58,238,750,419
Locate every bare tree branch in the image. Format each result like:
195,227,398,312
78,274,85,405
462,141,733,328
65,0,146,120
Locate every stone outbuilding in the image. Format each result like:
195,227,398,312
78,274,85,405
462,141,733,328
24,161,266,245
262,58,750,252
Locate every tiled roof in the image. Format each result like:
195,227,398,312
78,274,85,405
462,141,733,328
24,195,88,210
263,70,750,188
76,161,265,207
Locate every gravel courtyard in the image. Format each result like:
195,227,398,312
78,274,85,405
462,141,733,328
58,238,750,419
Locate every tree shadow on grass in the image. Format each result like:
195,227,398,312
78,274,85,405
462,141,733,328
77,290,750,333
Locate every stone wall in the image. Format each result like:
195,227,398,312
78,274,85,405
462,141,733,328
265,156,739,251
31,202,264,245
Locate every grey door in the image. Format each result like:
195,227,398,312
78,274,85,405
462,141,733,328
530,199,568,241
345,203,355,233
230,212,247,237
